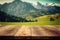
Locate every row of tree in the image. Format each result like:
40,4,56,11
0,11,36,22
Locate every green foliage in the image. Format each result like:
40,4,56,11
0,11,35,22
0,14,60,25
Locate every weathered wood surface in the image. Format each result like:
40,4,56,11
0,25,60,36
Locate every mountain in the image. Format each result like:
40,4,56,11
0,0,37,17
23,6,60,20
45,3,56,6
34,2,60,13
44,6,60,13
33,2,43,9
0,11,31,22
0,0,60,21
45,3,60,6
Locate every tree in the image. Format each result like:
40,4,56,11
50,17,55,21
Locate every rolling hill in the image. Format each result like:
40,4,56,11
34,13,60,25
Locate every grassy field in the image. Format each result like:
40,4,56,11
0,14,60,25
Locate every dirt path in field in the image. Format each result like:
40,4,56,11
0,25,60,36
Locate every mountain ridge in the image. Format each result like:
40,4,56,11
0,0,60,20
0,0,37,17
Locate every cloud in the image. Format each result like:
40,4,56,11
0,0,14,4
22,0,37,3
0,0,37,4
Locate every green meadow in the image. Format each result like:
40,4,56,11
0,14,60,25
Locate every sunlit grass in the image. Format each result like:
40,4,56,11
0,14,60,25
0,20,59,25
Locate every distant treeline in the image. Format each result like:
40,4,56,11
0,11,35,22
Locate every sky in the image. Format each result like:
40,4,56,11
0,0,14,4
0,0,60,4
37,0,60,4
